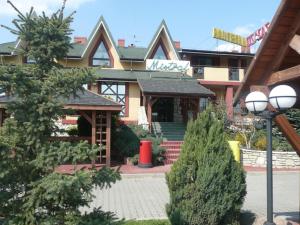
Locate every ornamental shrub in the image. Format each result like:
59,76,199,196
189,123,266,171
0,2,121,224
166,105,246,225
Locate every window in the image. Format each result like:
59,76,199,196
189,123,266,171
91,42,111,67
153,45,167,60
100,82,126,116
199,98,209,112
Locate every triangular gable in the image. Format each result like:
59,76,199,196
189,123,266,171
81,16,120,59
144,20,180,61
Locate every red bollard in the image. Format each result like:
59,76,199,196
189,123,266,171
138,140,152,168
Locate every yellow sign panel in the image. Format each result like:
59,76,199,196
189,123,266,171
213,28,247,47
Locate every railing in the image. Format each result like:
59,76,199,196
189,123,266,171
192,66,245,82
138,106,149,131
229,68,240,81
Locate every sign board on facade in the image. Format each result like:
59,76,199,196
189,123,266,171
212,28,247,47
246,23,270,47
146,59,190,73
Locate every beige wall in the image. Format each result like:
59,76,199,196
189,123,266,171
1,55,23,65
201,67,244,82
122,83,140,122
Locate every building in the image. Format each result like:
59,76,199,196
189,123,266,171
0,16,256,164
234,0,300,155
179,49,253,119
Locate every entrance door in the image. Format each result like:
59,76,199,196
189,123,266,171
152,98,174,122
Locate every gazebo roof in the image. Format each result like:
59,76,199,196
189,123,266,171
0,89,122,111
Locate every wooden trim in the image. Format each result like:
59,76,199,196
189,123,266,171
78,111,92,125
124,83,129,117
149,38,170,60
106,111,111,167
88,33,114,67
142,93,213,98
49,136,91,142
267,64,300,86
64,105,122,111
91,111,96,145
199,80,241,86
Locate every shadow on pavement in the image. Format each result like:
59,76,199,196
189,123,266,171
274,211,300,224
240,210,256,225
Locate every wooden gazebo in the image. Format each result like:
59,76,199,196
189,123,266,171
234,0,300,156
0,89,122,166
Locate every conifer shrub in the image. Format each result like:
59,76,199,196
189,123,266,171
166,105,246,225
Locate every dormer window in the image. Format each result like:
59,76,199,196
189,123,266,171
91,41,111,67
152,44,168,60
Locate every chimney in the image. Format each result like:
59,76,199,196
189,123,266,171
118,39,125,47
174,41,181,49
74,36,87,45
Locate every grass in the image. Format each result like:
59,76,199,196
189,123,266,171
124,220,171,225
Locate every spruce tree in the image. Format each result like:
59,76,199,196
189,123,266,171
166,105,246,225
0,1,121,224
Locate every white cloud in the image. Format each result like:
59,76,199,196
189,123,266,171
215,43,241,52
233,24,256,37
0,0,95,16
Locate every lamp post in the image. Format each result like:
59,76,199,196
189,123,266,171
245,85,297,225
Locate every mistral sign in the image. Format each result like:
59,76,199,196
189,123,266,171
146,59,190,73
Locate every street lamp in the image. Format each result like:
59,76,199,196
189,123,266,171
245,85,297,225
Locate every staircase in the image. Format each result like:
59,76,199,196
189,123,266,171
152,122,186,164
161,141,183,164
152,122,186,141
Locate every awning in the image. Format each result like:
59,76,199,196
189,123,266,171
138,78,215,97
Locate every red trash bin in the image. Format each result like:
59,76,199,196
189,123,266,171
138,140,152,168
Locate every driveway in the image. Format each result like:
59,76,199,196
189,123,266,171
83,171,300,222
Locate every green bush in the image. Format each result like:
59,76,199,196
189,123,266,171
112,120,165,165
253,136,267,150
166,105,246,225
124,220,170,225
234,133,246,147
66,125,78,136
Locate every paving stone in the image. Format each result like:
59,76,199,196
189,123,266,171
81,172,299,222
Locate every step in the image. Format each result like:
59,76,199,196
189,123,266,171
165,154,180,159
162,141,183,144
164,150,181,154
164,158,178,165
161,147,181,151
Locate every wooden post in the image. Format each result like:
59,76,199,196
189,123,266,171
91,110,96,165
106,111,111,167
147,97,152,130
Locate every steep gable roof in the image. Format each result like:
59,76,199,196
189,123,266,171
81,16,120,59
144,20,180,60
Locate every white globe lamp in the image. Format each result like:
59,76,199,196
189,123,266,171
245,91,268,113
269,85,297,110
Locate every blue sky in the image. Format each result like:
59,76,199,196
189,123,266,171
0,0,281,52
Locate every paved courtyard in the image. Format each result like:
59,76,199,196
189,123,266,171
83,171,300,222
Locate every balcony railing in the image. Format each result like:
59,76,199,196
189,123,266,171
229,67,240,81
192,66,245,82
193,66,204,79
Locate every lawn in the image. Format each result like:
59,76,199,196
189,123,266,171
124,220,171,225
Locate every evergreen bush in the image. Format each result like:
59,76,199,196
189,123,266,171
166,105,246,225
0,2,121,224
